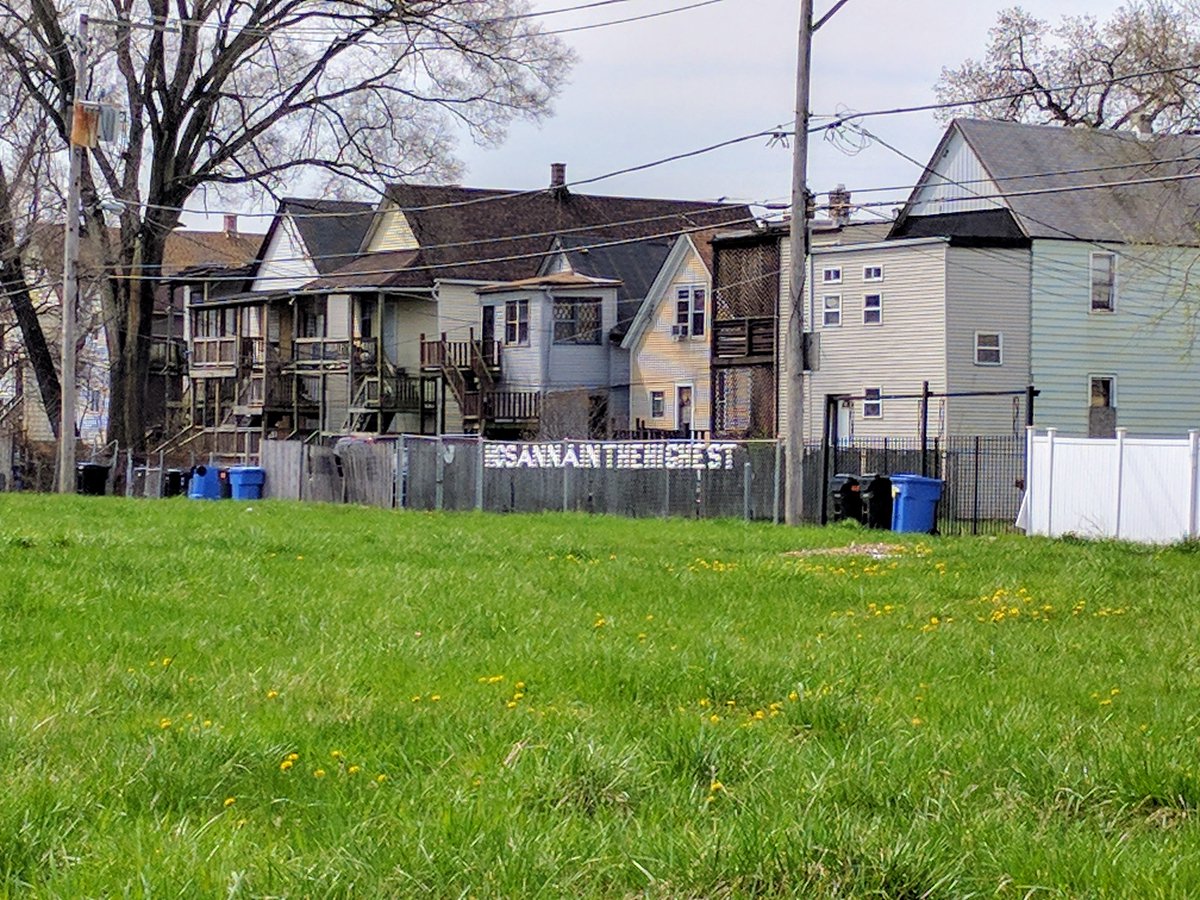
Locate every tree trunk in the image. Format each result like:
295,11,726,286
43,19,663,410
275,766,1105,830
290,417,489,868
0,165,60,439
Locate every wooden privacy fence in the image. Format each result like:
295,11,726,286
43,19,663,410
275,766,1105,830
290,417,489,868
1021,428,1200,543
259,439,396,507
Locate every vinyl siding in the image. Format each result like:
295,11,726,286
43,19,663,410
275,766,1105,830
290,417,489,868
629,248,711,429
800,241,949,440
545,290,616,391
1031,239,1200,436
944,246,1032,435
251,218,317,292
907,130,1003,217
365,203,419,253
436,281,488,340
388,297,438,372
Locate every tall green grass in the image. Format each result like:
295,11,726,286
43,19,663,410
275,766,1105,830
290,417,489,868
1,494,1199,897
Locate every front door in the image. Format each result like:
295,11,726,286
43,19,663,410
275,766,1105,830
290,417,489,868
481,305,495,347
676,385,693,435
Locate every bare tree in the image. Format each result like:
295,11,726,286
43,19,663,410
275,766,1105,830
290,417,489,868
935,2,1200,132
0,0,573,449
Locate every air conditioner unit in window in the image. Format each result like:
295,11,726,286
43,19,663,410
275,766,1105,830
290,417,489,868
670,324,689,340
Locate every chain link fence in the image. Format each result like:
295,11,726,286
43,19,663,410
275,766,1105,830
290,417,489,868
241,433,1026,533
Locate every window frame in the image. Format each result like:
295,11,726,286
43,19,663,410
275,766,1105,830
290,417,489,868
863,293,883,326
822,294,842,328
1089,374,1116,409
1090,251,1117,313
863,265,884,282
650,390,665,418
862,386,882,419
821,266,843,285
674,284,707,339
504,299,529,346
974,331,1003,366
552,296,602,345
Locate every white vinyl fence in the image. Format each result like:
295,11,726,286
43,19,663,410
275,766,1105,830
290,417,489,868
1022,428,1200,543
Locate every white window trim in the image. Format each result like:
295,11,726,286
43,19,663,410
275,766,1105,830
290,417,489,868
674,284,707,340
821,266,842,285
862,386,883,419
822,294,842,328
974,331,1003,366
675,382,694,430
1088,374,1117,408
1090,251,1117,313
863,265,884,282
863,293,883,326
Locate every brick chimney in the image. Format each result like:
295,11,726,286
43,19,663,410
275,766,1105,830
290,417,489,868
550,162,566,188
223,213,238,237
828,184,852,226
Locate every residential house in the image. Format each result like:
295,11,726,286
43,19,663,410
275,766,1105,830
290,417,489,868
621,233,719,437
293,165,750,438
181,199,391,458
889,117,1200,438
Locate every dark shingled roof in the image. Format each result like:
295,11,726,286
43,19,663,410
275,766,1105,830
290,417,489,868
901,119,1200,246
271,198,376,275
891,208,1028,245
552,234,673,302
311,184,752,291
305,249,421,290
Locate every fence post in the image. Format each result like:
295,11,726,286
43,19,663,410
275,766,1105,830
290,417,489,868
920,380,930,477
1045,427,1056,537
125,449,134,498
772,439,782,525
435,435,444,511
743,461,752,522
400,439,410,511
664,462,671,518
562,439,570,513
1113,427,1127,540
158,450,166,499
1189,430,1199,540
972,435,980,536
476,434,485,512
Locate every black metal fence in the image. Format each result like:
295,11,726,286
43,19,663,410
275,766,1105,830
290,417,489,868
822,435,1025,535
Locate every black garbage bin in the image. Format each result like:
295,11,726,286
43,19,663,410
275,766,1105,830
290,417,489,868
829,473,861,522
858,473,893,529
76,462,109,496
162,469,190,498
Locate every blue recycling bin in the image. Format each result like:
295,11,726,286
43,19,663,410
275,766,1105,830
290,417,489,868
890,473,944,534
228,466,265,500
188,464,223,500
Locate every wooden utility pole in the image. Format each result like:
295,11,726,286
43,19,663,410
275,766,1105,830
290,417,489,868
57,13,88,493
784,0,813,524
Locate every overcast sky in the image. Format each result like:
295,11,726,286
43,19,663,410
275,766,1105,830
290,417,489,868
454,0,1128,219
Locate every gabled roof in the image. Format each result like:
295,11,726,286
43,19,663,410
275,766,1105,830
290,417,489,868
619,234,705,350
256,197,375,277
309,183,752,291
894,118,1200,246
477,271,622,294
549,234,673,302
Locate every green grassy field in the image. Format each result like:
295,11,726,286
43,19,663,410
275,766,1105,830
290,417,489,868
2,495,1199,897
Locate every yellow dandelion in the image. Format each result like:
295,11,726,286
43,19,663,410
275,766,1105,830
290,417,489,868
223,797,236,808
286,752,300,762
331,750,343,760
911,717,923,727
698,698,711,708
376,774,387,783
348,765,361,775
266,690,279,700
506,700,518,709
313,768,327,778
709,780,725,793
162,657,173,667
202,720,212,728
515,681,526,691
158,717,172,730
788,690,799,702
430,694,441,702
708,714,720,724
279,760,293,772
